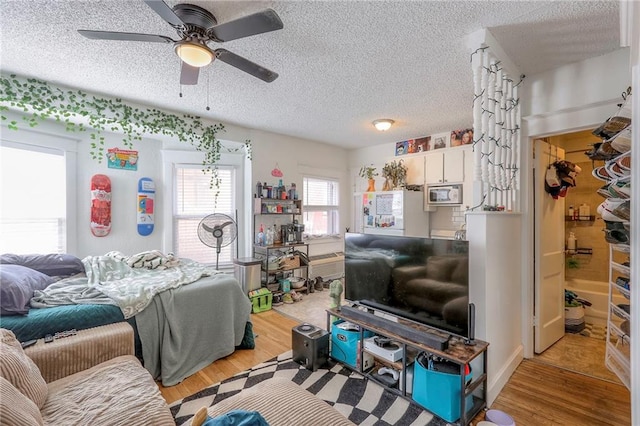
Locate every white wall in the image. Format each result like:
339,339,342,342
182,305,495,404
3,109,349,259
467,212,523,406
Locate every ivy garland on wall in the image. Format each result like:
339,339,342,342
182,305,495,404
0,74,251,190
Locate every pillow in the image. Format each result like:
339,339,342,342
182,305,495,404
0,377,44,426
0,253,84,277
0,329,48,409
0,265,54,315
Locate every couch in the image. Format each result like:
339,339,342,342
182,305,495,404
184,377,356,426
0,325,174,425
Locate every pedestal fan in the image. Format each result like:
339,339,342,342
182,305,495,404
197,213,237,269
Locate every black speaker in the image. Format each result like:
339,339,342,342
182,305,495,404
465,303,476,346
292,323,329,371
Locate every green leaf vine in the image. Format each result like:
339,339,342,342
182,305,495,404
0,74,251,193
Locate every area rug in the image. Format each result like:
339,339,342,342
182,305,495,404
169,350,446,426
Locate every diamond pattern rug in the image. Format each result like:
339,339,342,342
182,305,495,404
170,350,446,426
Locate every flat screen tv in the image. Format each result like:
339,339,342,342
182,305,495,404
344,232,469,338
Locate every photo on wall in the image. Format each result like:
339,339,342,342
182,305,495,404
451,128,474,147
415,136,430,152
430,132,450,150
395,140,408,156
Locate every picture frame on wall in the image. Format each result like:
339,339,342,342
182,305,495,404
395,140,408,156
430,132,449,150
415,136,430,152
451,128,474,147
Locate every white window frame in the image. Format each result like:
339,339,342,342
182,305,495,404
0,130,78,254
161,147,251,267
302,175,340,238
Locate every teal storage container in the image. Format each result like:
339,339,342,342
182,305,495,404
412,353,473,423
330,320,374,368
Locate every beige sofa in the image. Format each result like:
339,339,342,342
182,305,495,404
0,324,174,426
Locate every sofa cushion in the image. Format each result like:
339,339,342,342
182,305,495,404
0,329,48,409
194,377,355,426
0,264,54,315
0,376,44,426
42,355,174,425
0,253,84,277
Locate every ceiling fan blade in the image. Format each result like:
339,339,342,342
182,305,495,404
209,9,283,42
78,30,174,43
215,49,278,83
180,62,200,85
143,0,185,28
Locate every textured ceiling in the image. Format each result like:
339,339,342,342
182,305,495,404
0,1,621,150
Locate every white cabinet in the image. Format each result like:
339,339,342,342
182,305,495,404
424,149,465,184
403,155,425,185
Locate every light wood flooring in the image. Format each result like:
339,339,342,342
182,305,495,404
159,310,631,425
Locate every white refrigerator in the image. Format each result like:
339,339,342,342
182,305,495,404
355,190,430,237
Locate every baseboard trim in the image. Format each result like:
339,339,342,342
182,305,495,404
487,344,524,406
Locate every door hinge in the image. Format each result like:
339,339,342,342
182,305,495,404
532,316,538,326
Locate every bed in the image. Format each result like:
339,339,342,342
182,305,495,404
0,252,253,386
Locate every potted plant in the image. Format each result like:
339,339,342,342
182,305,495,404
359,164,378,192
381,160,407,190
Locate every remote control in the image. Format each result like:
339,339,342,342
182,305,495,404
21,339,38,349
44,334,54,343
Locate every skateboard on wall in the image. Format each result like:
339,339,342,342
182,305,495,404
137,177,155,236
90,174,112,237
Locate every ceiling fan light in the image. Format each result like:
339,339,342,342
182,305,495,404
175,42,213,67
373,119,394,132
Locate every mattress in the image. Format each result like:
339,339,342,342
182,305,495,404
0,304,126,342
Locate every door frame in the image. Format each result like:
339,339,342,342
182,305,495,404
521,114,613,359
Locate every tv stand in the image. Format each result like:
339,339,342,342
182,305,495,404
327,307,488,426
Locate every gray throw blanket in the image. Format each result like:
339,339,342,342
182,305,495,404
135,273,252,386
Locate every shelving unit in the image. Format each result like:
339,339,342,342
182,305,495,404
606,243,631,389
253,242,309,293
252,197,309,293
326,307,488,426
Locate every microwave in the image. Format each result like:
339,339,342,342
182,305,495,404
427,184,462,205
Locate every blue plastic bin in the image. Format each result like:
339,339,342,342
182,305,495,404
412,354,473,423
330,320,373,368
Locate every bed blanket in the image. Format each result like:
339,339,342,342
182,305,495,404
136,273,252,386
32,255,221,319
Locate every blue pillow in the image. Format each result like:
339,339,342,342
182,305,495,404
203,410,269,426
0,253,84,277
0,265,54,315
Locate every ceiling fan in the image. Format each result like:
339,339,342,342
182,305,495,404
78,0,283,85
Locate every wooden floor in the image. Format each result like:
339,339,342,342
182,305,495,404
159,310,631,426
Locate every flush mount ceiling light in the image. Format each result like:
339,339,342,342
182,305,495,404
175,41,214,67
373,119,395,132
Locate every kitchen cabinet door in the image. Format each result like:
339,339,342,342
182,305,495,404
403,155,425,185
424,150,465,184
443,149,464,183
424,152,444,184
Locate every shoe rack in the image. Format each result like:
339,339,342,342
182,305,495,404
600,88,632,390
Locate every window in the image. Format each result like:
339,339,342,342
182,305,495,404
303,176,339,236
173,165,236,266
0,144,66,253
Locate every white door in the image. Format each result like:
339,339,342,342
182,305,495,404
534,140,566,353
